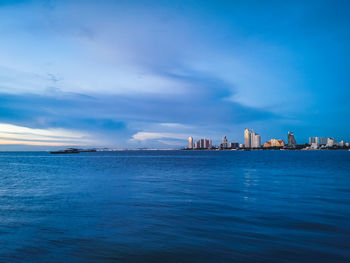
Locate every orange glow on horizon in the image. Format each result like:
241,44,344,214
0,139,81,146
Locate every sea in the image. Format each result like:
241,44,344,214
0,150,349,263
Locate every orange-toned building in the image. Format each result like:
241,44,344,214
264,139,285,148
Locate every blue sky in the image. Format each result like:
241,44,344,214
0,0,349,149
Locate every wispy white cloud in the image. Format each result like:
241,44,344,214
159,123,191,128
0,123,91,146
131,132,188,141
157,140,186,146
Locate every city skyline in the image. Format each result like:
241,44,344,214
186,129,349,150
0,1,350,150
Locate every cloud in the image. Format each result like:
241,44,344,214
159,123,191,128
0,70,279,148
0,0,308,110
131,132,188,141
157,140,186,147
0,123,91,146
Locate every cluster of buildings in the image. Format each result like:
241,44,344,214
262,132,297,148
308,137,349,149
188,136,240,150
189,137,212,149
244,129,261,148
186,129,349,150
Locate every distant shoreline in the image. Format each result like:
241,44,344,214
0,148,349,152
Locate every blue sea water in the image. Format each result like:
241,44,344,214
0,150,349,262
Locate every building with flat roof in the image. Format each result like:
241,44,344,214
188,137,193,149
252,134,261,148
320,137,328,145
309,137,319,145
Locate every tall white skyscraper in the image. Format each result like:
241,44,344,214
244,128,251,148
252,134,261,148
188,137,193,149
245,128,261,148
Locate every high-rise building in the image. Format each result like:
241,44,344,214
244,128,261,148
309,137,319,144
222,136,228,148
252,133,261,148
199,139,205,149
320,137,328,145
188,137,193,149
244,128,251,148
194,138,211,149
194,141,200,149
287,131,297,147
204,139,209,149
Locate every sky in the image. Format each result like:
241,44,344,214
0,0,349,150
